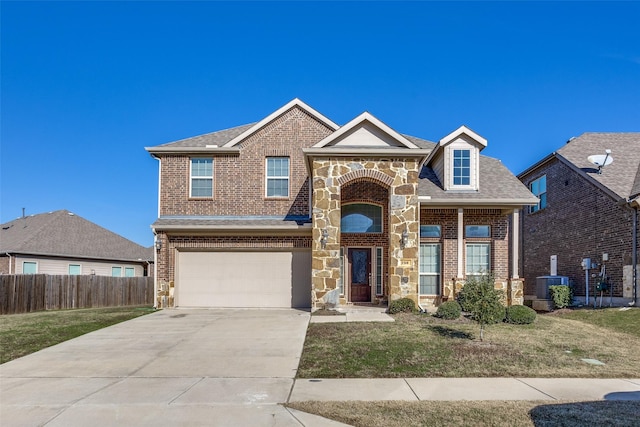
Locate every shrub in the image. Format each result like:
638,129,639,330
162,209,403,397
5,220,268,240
505,305,537,324
457,275,505,341
549,285,572,309
435,301,462,320
388,297,416,314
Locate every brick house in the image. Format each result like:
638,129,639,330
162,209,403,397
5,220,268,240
147,99,537,310
518,133,640,305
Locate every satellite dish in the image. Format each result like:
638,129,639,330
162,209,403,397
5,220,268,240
587,150,613,174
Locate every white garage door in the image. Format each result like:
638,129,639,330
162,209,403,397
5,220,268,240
177,250,311,308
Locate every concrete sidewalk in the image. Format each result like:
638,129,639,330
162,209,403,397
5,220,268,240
290,377,640,402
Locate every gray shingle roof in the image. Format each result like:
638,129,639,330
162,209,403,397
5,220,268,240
156,123,256,148
1,210,152,261
419,156,538,204
556,133,640,200
153,216,311,230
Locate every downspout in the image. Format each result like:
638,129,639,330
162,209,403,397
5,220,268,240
5,253,12,274
153,155,161,308
633,206,638,306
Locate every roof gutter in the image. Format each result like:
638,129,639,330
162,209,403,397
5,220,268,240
3,251,150,264
419,197,539,207
145,146,241,155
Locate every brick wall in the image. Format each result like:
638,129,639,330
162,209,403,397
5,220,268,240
159,106,333,217
521,158,635,297
420,208,510,283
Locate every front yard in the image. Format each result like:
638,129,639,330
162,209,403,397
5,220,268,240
297,308,640,378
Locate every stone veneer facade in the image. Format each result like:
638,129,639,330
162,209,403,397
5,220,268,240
310,157,421,308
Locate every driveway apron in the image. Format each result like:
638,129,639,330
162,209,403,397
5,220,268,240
1,308,314,426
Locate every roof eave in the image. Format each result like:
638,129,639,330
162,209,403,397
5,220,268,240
419,196,539,208
2,251,152,263
145,146,241,155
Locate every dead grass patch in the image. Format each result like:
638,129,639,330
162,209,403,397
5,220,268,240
287,400,640,427
297,311,640,378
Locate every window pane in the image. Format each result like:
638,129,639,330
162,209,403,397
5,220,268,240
529,175,547,212
376,247,383,295
465,225,490,238
23,262,37,274
420,225,441,238
266,158,289,197
419,244,440,295
453,149,471,186
69,264,81,275
341,204,382,233
191,158,213,197
125,267,135,277
112,267,122,277
466,243,490,275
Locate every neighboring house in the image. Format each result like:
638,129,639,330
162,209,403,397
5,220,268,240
518,133,640,305
147,99,537,310
0,210,153,277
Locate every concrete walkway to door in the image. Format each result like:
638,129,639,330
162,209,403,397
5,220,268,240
0,308,343,427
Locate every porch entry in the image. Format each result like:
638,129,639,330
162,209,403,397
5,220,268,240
348,248,372,302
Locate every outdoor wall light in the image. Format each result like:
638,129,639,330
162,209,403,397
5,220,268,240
320,229,329,249
401,228,409,249
155,240,162,251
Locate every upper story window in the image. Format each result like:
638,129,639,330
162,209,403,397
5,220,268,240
452,149,471,186
341,203,382,233
69,264,81,275
125,267,135,277
112,266,122,277
190,158,213,198
266,157,289,198
529,175,547,213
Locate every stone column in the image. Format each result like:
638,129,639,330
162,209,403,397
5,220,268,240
311,159,343,309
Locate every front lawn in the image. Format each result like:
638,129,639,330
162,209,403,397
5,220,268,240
555,307,640,338
0,306,156,364
287,400,640,427
297,308,640,378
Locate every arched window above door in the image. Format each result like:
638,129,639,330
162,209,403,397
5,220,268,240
341,203,382,233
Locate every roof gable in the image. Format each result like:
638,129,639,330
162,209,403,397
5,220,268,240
313,112,418,149
555,133,640,200
222,98,339,148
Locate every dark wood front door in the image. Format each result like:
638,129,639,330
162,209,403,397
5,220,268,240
349,248,371,302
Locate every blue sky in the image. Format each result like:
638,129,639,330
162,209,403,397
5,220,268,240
2,1,639,247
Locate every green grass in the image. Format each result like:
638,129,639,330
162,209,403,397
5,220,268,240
287,400,640,427
555,307,640,338
297,308,640,378
0,306,156,364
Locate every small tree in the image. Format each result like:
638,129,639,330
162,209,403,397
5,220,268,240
457,275,505,341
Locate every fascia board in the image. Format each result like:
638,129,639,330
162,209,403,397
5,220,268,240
222,98,339,148
439,125,488,147
419,197,539,207
153,224,312,235
313,112,418,149
7,251,152,263
303,148,431,157
145,146,241,155
517,152,557,179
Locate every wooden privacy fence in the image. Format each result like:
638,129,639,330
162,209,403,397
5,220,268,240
0,275,154,314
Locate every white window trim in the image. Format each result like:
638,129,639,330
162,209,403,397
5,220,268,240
465,243,491,277
419,243,441,295
189,158,214,198
446,143,478,191
265,157,290,198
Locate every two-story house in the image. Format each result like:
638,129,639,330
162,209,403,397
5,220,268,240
519,133,640,306
147,99,537,310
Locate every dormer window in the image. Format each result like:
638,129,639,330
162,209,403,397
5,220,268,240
453,149,471,186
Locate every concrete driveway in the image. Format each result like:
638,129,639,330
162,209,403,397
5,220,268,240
0,308,340,426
